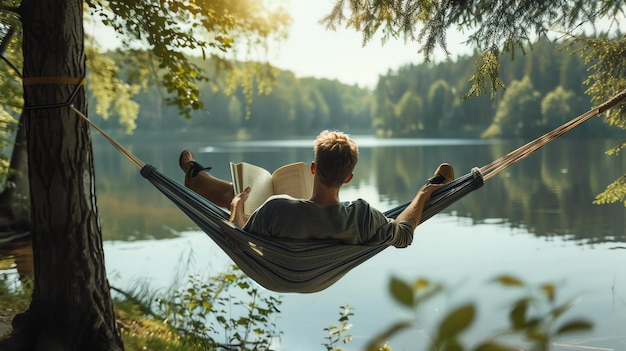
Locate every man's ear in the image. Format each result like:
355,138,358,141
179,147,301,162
344,173,354,184
310,162,316,174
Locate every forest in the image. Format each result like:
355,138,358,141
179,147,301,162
89,36,619,140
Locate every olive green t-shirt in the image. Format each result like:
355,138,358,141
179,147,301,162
243,195,414,248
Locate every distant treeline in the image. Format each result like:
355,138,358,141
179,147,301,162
88,37,618,139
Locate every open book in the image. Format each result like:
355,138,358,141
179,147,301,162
230,161,314,216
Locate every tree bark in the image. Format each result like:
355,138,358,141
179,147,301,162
5,0,124,349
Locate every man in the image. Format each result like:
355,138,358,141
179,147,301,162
179,130,454,248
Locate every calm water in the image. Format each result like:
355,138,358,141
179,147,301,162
4,135,626,350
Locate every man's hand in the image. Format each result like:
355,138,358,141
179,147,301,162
396,183,444,230
229,187,251,227
419,182,443,198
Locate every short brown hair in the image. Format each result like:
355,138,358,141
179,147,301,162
313,130,359,187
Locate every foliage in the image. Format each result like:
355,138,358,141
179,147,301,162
540,86,574,130
106,266,283,350
96,37,621,141
322,305,354,351
155,265,282,350
321,0,625,99
0,20,21,184
86,0,290,118
85,44,140,134
366,275,592,351
482,76,542,138
116,299,186,351
593,174,626,206
572,34,626,205
0,272,31,315
0,267,600,351
574,34,626,130
88,61,374,137
394,91,423,136
0,109,17,185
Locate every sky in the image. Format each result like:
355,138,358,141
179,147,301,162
90,1,470,90
267,1,621,89
263,1,468,89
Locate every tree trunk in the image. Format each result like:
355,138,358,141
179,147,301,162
5,0,124,349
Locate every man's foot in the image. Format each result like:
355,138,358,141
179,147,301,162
179,150,212,187
426,163,454,185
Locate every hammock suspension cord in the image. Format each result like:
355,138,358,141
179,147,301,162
71,105,145,169
479,88,626,181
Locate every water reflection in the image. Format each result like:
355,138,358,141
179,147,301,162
0,239,33,285
370,138,626,243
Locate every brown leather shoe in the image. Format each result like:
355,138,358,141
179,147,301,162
179,150,194,172
179,150,211,187
427,163,454,185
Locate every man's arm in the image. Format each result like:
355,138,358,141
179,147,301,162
396,183,442,231
229,187,251,227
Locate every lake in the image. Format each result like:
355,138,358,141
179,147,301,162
4,134,626,350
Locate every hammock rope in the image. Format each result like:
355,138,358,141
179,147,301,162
479,89,626,180
67,88,626,293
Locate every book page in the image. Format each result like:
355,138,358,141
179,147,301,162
271,162,313,199
230,162,274,215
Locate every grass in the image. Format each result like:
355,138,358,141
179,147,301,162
0,273,186,350
115,299,187,351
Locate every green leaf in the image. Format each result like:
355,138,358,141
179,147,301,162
389,277,414,307
437,304,475,339
473,341,515,351
550,298,579,320
413,278,430,291
492,275,524,287
364,321,414,351
509,298,529,329
556,319,593,335
539,283,556,302
525,328,547,344
440,338,464,351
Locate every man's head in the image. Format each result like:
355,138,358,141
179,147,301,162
313,130,359,187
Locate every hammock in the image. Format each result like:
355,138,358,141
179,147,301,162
71,89,626,293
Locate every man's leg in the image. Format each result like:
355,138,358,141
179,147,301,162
180,150,235,208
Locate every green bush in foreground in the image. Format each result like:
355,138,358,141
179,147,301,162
363,275,593,351
112,265,281,350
